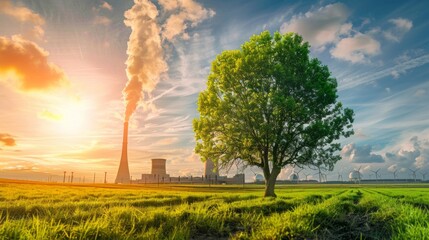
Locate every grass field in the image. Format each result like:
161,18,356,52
1,179,429,239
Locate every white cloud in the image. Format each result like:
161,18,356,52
384,134,429,170
158,0,179,11
330,33,380,63
280,3,351,49
100,1,112,11
383,18,413,42
160,0,215,41
342,143,384,163
390,18,413,31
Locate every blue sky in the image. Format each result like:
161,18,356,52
0,0,428,182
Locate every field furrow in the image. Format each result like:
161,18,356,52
1,181,429,239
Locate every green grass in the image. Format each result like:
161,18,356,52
0,179,429,239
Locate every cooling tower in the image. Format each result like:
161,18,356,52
204,159,218,177
115,122,131,183
151,158,166,175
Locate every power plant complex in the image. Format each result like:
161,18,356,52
114,124,244,184
114,124,425,185
137,158,244,184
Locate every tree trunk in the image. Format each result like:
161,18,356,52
264,167,281,197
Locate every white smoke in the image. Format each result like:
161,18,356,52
122,0,214,122
123,0,167,122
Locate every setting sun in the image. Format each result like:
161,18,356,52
56,100,89,134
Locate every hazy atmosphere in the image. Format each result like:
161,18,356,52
1,0,428,182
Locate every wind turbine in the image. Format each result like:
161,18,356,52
409,168,418,182
303,172,311,181
370,168,381,181
393,170,398,180
358,166,363,180
316,165,324,183
420,171,427,181
249,168,260,183
337,172,343,181
295,168,303,181
322,173,328,182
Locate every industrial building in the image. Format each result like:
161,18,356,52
141,158,170,182
136,158,244,184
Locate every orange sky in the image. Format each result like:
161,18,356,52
0,0,211,182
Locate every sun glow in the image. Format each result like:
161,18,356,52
58,101,88,134
40,98,91,135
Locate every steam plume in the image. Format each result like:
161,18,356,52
123,0,167,122
122,0,214,122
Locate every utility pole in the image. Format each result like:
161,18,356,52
63,171,66,183
93,173,96,183
104,172,107,184
71,172,74,183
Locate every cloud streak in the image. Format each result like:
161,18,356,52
0,133,16,147
339,53,429,90
93,15,111,26
0,36,68,92
384,18,413,42
38,110,63,121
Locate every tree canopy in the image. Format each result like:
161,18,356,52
193,31,354,197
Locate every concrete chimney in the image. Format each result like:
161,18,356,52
115,122,130,183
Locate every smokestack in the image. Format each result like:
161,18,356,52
115,122,130,183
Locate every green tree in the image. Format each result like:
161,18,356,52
193,31,354,197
